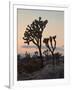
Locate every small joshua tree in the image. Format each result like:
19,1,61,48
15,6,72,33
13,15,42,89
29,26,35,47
35,51,38,56
43,49,49,57
43,35,56,65
23,17,48,67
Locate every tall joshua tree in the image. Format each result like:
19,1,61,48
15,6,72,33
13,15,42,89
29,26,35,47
43,35,56,65
23,17,48,67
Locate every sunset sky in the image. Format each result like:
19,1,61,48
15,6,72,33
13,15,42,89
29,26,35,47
17,9,64,55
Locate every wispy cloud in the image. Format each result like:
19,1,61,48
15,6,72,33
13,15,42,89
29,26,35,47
21,45,64,50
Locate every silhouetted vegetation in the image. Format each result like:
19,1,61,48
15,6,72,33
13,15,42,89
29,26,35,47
17,17,64,80
17,53,64,80
43,36,56,68
23,17,48,67
17,54,42,74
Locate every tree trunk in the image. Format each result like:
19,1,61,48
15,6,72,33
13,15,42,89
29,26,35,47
39,47,43,67
52,53,54,65
52,52,55,70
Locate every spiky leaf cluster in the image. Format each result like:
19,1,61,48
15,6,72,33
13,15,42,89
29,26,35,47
43,35,56,54
23,17,48,46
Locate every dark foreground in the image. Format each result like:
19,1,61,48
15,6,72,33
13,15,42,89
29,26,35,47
17,56,64,80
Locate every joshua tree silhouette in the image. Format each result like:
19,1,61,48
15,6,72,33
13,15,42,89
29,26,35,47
43,35,56,66
23,17,48,67
43,49,49,56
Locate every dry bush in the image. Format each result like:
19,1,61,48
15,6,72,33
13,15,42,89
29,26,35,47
18,59,42,74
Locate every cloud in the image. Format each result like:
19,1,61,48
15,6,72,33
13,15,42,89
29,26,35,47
21,45,46,49
21,45,64,50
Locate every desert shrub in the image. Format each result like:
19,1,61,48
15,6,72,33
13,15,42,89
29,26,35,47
17,62,23,74
18,59,42,74
23,59,42,73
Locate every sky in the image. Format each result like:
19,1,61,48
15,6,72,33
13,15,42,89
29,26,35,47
17,8,64,55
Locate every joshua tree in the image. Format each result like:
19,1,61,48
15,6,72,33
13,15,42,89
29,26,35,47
23,17,48,67
43,35,56,65
25,51,30,58
35,51,38,56
43,49,49,57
